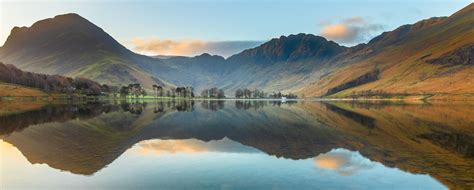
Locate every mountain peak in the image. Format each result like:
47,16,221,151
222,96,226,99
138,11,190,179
197,53,212,57
228,33,346,64
6,13,76,36
1,13,129,55
25,13,90,32
54,13,82,19
195,53,224,59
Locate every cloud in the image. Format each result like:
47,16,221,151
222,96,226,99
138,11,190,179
320,17,384,45
131,37,263,57
343,16,365,24
314,149,374,176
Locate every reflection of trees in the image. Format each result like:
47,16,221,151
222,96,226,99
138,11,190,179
269,100,298,107
174,100,194,112
0,103,120,135
235,100,298,109
153,101,165,113
120,101,147,114
200,100,225,111
152,100,195,113
235,100,267,110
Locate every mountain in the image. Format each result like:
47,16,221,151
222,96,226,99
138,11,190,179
214,34,347,93
153,34,347,93
298,3,474,98
227,34,346,64
0,13,172,90
156,3,473,97
1,3,472,97
0,14,347,94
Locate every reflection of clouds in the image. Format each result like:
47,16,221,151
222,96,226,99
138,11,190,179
314,148,374,176
0,140,18,154
135,138,259,156
138,139,208,155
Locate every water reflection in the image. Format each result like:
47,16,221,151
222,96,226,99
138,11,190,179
1,100,473,189
314,149,375,176
135,138,259,155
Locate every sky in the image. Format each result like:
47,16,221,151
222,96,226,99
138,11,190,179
0,0,471,57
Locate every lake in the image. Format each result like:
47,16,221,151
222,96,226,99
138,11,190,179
1,100,473,190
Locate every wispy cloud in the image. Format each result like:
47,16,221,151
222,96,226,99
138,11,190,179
320,16,384,46
131,37,263,57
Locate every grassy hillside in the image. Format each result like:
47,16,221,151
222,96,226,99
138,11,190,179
299,3,474,98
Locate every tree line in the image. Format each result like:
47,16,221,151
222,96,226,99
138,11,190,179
0,62,107,95
118,83,194,98
201,87,225,98
235,88,267,98
235,88,297,99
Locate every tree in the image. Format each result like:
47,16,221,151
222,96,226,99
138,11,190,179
157,86,163,97
128,83,145,98
152,84,158,97
171,89,176,98
243,88,251,98
202,87,225,99
201,89,209,98
186,87,194,97
120,86,129,98
176,87,188,97
235,89,243,98
218,89,225,98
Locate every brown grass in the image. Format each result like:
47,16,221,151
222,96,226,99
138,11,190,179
0,82,48,97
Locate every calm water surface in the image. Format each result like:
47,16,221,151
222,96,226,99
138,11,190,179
1,100,473,190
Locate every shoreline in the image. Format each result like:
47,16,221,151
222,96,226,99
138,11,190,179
2,95,474,103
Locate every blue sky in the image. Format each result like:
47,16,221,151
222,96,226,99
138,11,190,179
0,0,471,57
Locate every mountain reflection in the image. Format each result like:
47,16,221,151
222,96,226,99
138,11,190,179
0,100,473,189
